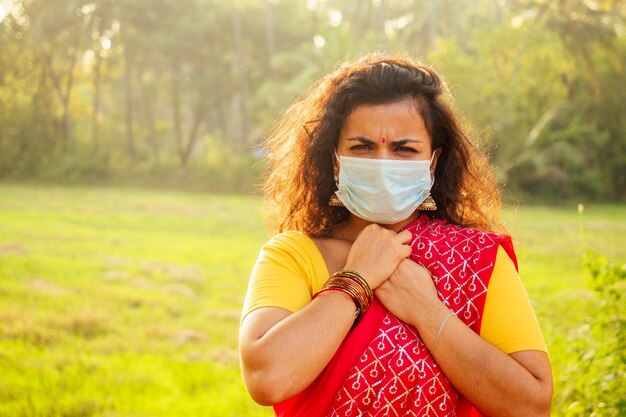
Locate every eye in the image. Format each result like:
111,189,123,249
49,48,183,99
350,144,373,150
395,146,418,153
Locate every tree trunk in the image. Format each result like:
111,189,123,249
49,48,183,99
311,1,320,40
121,25,137,159
577,45,602,103
18,66,48,162
428,0,439,51
232,3,250,147
42,49,76,147
62,31,81,147
141,85,160,163
62,93,72,146
494,0,502,24
91,48,103,155
264,0,277,79
379,0,390,50
171,57,184,164
213,69,229,140
215,95,228,140
181,100,206,167
363,0,372,32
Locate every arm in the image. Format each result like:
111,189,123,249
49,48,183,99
239,291,355,405
239,224,412,405
414,298,551,417
375,259,552,417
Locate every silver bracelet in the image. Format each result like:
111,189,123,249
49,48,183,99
430,310,454,354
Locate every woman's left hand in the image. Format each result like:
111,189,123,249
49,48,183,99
374,258,441,327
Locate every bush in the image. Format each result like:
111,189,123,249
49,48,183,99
558,253,626,416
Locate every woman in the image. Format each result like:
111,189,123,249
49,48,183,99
239,54,552,417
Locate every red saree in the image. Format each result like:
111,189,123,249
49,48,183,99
274,215,517,417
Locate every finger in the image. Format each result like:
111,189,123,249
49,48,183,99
399,244,412,259
395,230,413,244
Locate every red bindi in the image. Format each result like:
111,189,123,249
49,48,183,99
381,137,386,144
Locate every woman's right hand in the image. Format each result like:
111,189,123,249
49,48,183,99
343,224,412,289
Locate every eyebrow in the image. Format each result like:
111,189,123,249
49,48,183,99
347,136,376,144
391,139,423,146
346,137,423,145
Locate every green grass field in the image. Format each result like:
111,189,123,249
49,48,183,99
0,183,624,417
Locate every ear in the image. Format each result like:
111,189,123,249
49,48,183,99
430,147,442,177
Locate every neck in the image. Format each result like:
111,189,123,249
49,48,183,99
335,211,422,242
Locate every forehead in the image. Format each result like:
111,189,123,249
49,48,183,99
340,99,429,140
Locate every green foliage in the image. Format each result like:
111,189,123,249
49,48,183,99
508,102,611,201
0,0,625,198
555,253,626,416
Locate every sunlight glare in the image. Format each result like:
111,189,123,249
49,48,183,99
385,14,413,37
313,34,325,49
329,9,342,27
101,37,111,50
80,3,96,15
0,0,13,23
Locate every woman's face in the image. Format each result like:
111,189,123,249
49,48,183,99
336,99,440,172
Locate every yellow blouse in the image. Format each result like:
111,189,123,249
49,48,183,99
242,231,547,354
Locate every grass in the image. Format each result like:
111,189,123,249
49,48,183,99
0,183,624,416
0,184,271,417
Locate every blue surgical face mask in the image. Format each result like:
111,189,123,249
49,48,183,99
334,155,434,224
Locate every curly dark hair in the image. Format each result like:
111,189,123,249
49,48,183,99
262,53,503,237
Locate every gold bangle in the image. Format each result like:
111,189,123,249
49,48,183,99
330,270,373,302
329,280,368,312
314,273,372,327
324,278,368,312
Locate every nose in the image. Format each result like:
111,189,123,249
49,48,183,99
372,147,395,160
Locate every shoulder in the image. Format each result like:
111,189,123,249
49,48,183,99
482,246,547,353
264,230,310,247
262,231,318,259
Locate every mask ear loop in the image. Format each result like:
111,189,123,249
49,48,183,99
428,149,439,188
334,151,341,182
328,150,345,207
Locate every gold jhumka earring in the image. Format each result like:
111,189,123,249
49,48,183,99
329,195,344,206
329,173,344,206
417,194,437,211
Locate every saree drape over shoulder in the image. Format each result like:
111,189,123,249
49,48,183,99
274,216,517,417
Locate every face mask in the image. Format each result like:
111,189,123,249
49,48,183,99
334,155,434,224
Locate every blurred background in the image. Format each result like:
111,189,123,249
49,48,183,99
0,0,624,199
0,0,624,416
